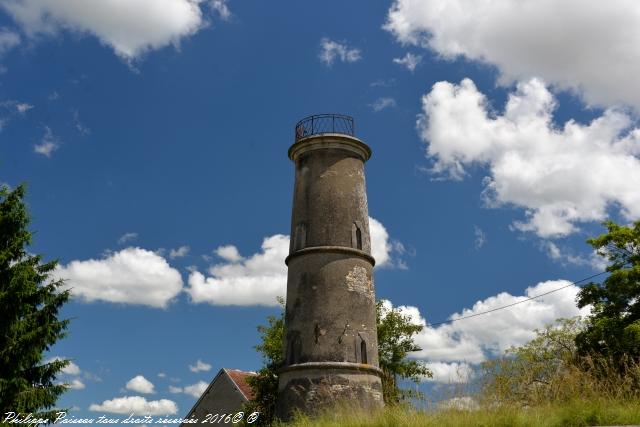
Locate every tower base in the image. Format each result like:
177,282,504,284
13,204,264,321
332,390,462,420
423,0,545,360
276,362,384,421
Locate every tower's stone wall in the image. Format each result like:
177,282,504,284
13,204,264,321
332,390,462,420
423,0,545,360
277,132,383,420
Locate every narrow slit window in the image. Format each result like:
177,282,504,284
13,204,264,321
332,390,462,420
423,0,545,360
360,340,368,364
355,226,362,250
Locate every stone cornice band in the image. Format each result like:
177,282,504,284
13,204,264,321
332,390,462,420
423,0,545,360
285,245,376,266
288,134,372,162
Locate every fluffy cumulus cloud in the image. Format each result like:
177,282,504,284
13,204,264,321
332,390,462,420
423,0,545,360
48,357,85,389
318,38,361,66
125,375,155,394
188,359,211,373
89,396,177,415
56,247,183,308
418,78,640,238
169,381,208,398
385,280,590,382
187,217,404,306
385,0,640,108
369,217,406,269
215,245,242,262
0,0,229,60
187,234,289,307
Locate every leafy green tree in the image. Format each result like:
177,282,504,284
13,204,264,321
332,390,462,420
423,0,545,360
243,297,284,426
245,298,431,424
0,184,71,418
481,318,584,406
576,220,640,364
376,300,432,404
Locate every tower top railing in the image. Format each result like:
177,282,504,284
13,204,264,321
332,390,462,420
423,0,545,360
294,114,354,142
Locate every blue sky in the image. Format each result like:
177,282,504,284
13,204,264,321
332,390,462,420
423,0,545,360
2,0,640,418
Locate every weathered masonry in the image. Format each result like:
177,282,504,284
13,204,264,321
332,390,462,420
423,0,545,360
276,114,384,419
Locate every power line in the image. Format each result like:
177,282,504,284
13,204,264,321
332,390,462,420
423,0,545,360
427,271,608,327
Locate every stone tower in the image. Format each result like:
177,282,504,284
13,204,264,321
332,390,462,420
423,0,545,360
277,114,383,419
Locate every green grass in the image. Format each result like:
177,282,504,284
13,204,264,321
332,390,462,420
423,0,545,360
279,399,640,427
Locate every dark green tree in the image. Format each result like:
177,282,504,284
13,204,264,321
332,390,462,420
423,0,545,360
576,220,640,364
376,300,432,404
0,184,71,419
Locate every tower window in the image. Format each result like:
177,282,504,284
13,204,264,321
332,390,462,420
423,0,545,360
360,340,368,364
352,222,363,250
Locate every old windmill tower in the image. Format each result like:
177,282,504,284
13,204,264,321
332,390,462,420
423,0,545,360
277,114,384,419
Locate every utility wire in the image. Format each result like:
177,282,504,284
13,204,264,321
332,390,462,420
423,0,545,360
427,271,608,327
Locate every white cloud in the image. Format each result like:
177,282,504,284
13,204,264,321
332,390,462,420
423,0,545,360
56,247,183,308
169,245,190,259
187,218,403,306
0,28,20,55
215,245,242,262
369,97,396,112
118,232,138,245
209,0,230,20
67,379,85,390
72,109,90,135
16,103,33,113
393,52,421,72
187,234,288,307
369,217,406,269
385,280,590,377
1,0,228,60
418,78,640,238
188,359,211,373
318,38,361,66
182,381,208,398
168,381,208,398
385,0,640,108
62,361,81,376
89,396,177,415
473,226,486,250
47,357,81,375
126,375,155,394
33,126,59,157
157,372,166,378
542,241,608,271
426,362,473,384
0,100,32,131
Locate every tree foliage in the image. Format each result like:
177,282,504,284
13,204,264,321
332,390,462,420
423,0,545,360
375,300,432,404
576,220,640,364
0,184,71,418
481,318,585,406
243,297,285,426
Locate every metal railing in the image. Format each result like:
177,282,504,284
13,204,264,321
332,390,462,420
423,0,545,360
294,114,355,142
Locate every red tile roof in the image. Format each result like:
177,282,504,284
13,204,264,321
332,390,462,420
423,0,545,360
224,369,257,401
